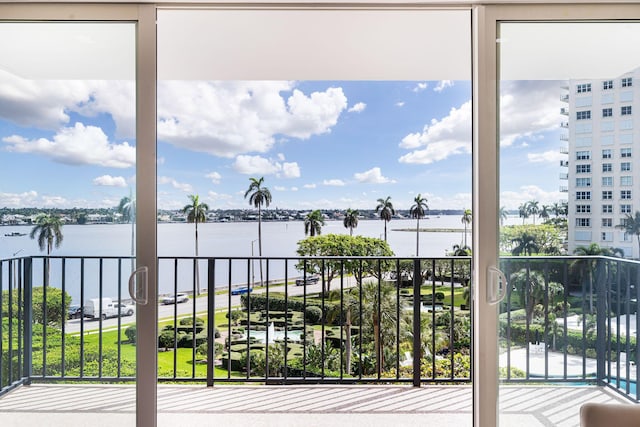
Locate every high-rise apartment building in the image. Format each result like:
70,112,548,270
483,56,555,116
565,68,640,258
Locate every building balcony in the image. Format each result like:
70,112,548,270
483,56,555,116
560,107,569,115
559,173,568,180
560,146,569,154
560,121,569,128
560,133,569,141
560,160,569,167
560,94,569,102
559,186,568,192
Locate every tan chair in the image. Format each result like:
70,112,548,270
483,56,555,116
580,402,640,426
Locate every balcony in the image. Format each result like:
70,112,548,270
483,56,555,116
561,121,569,128
560,133,569,141
560,160,569,167
560,146,569,154
561,107,569,115
559,186,569,192
560,173,568,180
560,94,569,102
1,255,638,425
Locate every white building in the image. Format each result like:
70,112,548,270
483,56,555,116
566,68,640,258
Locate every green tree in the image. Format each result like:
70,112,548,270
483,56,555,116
117,192,136,271
461,208,472,247
574,242,614,313
539,205,551,222
410,194,428,256
30,213,64,286
304,210,325,236
343,208,359,236
375,196,395,242
616,211,640,258
526,200,540,225
245,177,272,286
183,194,209,295
518,203,529,225
499,206,508,226
510,232,539,256
510,269,563,324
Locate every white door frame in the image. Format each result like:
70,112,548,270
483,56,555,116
0,4,158,426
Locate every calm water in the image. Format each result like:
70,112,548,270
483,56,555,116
0,216,520,303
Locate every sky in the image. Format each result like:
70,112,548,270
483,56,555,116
0,75,565,212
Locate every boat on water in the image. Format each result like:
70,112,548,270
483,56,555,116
4,232,27,237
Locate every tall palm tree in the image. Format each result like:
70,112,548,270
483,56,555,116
551,202,562,218
245,177,272,287
118,192,136,272
183,194,209,295
526,200,540,225
461,208,472,247
343,208,359,236
30,213,64,286
617,211,640,259
574,243,612,313
518,203,529,225
375,196,395,242
409,194,428,256
499,206,508,226
510,232,539,256
304,210,325,236
539,205,551,222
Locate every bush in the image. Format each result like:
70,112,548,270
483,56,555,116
125,325,136,343
158,330,176,349
305,306,323,324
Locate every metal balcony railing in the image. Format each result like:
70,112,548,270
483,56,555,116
2,255,639,402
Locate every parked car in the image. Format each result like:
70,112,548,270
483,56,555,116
230,287,252,295
295,274,320,286
162,293,189,305
67,304,83,320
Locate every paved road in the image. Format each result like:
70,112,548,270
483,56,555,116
63,278,348,334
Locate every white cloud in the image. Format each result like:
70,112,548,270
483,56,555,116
207,191,233,201
206,171,222,184
291,187,298,192
281,162,301,178
303,183,316,189
0,71,136,138
499,81,561,146
3,122,135,168
0,190,38,208
93,175,127,187
274,186,287,191
501,185,563,210
354,167,395,184
396,102,405,107
323,179,345,187
434,80,454,92
527,150,565,163
413,82,428,92
233,155,300,178
157,81,347,158
277,153,286,161
398,101,471,164
158,176,193,193
348,102,366,113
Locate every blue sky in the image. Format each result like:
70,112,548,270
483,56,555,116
0,76,564,211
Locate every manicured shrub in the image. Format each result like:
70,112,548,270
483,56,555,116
305,306,323,324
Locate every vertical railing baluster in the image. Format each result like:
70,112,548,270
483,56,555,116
339,260,344,382
61,258,66,378
358,259,363,382
117,259,122,379
23,258,32,383
79,258,85,378
283,259,288,382
173,258,178,379
412,258,421,387
264,259,269,382
226,258,232,379
98,258,103,379
377,258,381,381
42,258,47,377
193,258,197,380
207,258,215,387
395,258,400,381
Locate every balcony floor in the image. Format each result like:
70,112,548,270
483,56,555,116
0,383,631,427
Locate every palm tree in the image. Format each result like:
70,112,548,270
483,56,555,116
573,243,612,313
30,213,64,286
375,196,395,242
518,203,529,225
551,202,563,218
617,211,640,259
343,208,359,236
539,205,551,222
499,206,508,226
245,177,272,287
183,194,209,295
526,200,540,225
410,194,428,256
117,192,136,272
461,208,472,247
510,232,539,256
304,210,325,236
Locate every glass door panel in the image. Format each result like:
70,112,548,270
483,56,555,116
0,21,137,425
497,20,640,425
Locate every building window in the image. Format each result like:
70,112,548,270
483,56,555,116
621,190,632,200
621,148,632,158
576,164,591,174
602,176,613,186
602,163,612,172
621,162,631,172
576,151,591,160
621,176,633,186
576,218,591,227
577,83,592,93
602,149,612,159
602,191,613,200
576,110,591,120
602,204,613,214
603,108,613,117
602,232,613,242
621,106,632,116
603,80,613,90
577,191,591,200
621,204,632,214
602,218,613,227
576,177,591,187
622,77,633,87
576,204,591,213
